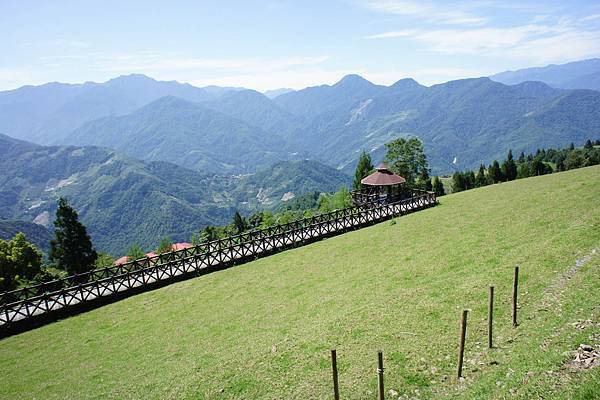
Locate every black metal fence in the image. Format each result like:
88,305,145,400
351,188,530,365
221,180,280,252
0,190,436,334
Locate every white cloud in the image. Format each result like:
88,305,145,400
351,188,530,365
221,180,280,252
362,0,487,25
365,30,418,39
582,13,600,22
365,21,600,64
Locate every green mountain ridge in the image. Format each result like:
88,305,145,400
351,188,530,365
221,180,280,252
0,220,53,253
65,96,294,174
0,134,350,255
280,77,600,173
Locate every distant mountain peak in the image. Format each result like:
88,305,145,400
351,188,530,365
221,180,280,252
106,74,157,85
390,78,421,90
334,74,374,88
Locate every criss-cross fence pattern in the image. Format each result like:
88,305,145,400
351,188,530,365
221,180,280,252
0,190,436,334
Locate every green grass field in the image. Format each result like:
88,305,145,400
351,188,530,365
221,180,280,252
1,166,599,399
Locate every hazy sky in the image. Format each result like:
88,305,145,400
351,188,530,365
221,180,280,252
1,0,600,91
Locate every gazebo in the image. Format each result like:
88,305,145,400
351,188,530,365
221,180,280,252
351,163,407,205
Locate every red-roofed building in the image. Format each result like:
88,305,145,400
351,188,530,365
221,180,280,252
352,163,407,205
171,242,193,251
114,255,130,266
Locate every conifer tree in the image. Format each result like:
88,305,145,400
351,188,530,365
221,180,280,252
501,149,518,181
49,197,97,275
353,150,374,190
465,171,476,189
488,160,503,183
432,176,445,196
417,167,432,191
475,164,487,187
584,139,593,149
452,172,465,193
233,211,247,234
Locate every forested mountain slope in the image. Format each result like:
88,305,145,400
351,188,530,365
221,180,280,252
0,134,349,254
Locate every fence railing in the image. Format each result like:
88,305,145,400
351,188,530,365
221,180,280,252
0,190,436,332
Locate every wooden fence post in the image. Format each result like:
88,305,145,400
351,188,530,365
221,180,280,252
512,266,519,327
457,309,468,378
377,350,385,400
488,286,494,348
331,349,340,400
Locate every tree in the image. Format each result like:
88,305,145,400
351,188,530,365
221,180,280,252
156,237,173,254
417,168,432,191
259,212,276,229
199,225,219,243
487,161,503,184
49,197,97,275
501,149,518,181
0,232,43,292
126,244,146,260
432,176,445,196
384,137,429,186
232,211,247,234
353,150,374,190
465,171,476,190
94,252,114,269
247,212,264,230
584,139,593,149
475,164,487,187
517,163,531,179
318,187,352,212
531,157,552,175
451,172,465,193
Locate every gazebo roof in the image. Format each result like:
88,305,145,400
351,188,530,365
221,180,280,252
361,163,406,186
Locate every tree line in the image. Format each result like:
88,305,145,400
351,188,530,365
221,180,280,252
451,140,600,193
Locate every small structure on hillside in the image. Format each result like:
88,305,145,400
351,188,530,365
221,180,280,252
351,163,407,205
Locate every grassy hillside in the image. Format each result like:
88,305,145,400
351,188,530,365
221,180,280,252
0,166,598,399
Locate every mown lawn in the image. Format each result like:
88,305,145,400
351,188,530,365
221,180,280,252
0,166,598,399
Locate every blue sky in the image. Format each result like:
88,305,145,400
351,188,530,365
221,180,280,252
1,0,600,91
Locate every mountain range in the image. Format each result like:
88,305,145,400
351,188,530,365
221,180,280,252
491,58,600,90
0,134,350,254
1,59,600,253
2,61,599,175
